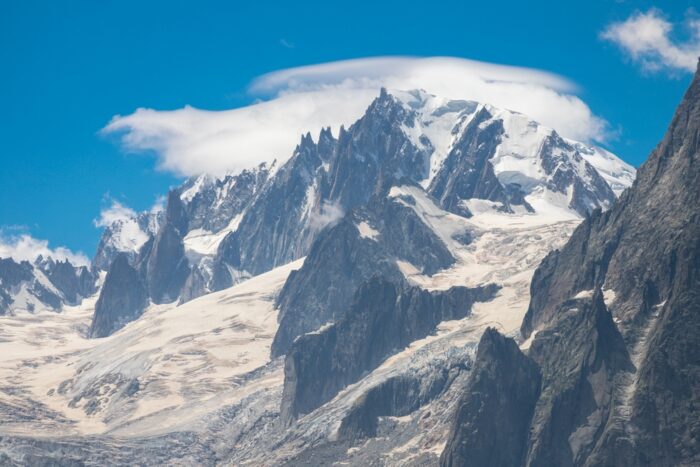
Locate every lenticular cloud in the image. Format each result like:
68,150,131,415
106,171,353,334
103,56,610,177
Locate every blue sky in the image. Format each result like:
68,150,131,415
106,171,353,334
1,0,698,259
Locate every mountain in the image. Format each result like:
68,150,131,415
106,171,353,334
271,192,458,357
280,277,498,426
440,328,542,467
92,210,161,272
0,256,95,316
441,62,700,466
0,85,640,465
84,88,632,338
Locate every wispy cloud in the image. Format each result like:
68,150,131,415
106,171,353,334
93,199,138,228
601,9,700,73
103,56,610,177
279,38,295,49
150,195,166,214
309,201,344,232
0,230,89,266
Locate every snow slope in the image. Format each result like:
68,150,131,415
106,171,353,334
219,185,579,465
389,89,635,214
0,258,303,438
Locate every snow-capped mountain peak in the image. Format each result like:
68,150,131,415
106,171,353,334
385,88,635,219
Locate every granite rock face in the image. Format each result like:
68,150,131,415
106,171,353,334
89,254,148,338
442,291,632,467
526,290,632,467
280,277,498,425
145,192,190,304
440,328,541,467
338,355,469,441
521,61,700,466
181,163,270,233
40,258,96,304
428,107,525,216
271,192,455,357
212,130,337,286
442,61,700,467
213,89,432,286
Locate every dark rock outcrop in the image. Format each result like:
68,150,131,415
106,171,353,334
89,254,148,338
39,258,96,305
338,356,468,440
213,89,433,286
525,290,633,467
428,107,518,216
145,223,189,304
443,61,700,467
271,193,456,356
440,328,541,467
280,277,498,425
178,265,209,304
145,191,190,304
520,60,700,466
441,291,632,467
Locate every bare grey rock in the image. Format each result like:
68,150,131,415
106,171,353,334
280,277,498,425
443,60,700,467
440,328,541,467
89,254,148,338
521,61,700,466
272,192,456,357
0,256,95,315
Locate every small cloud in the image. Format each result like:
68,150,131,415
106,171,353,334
94,199,137,228
601,9,700,73
309,201,344,231
280,38,295,49
0,230,89,266
150,195,166,214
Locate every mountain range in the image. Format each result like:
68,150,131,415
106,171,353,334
3,62,697,466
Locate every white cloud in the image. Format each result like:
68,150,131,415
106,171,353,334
0,232,89,266
93,200,138,228
309,201,344,232
601,9,700,73
279,38,295,49
150,195,166,214
103,56,610,177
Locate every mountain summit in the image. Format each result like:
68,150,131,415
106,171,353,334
0,86,644,465
79,89,634,337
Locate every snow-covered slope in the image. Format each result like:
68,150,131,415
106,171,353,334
220,185,580,465
0,184,575,464
0,258,302,438
389,89,635,216
92,211,160,271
